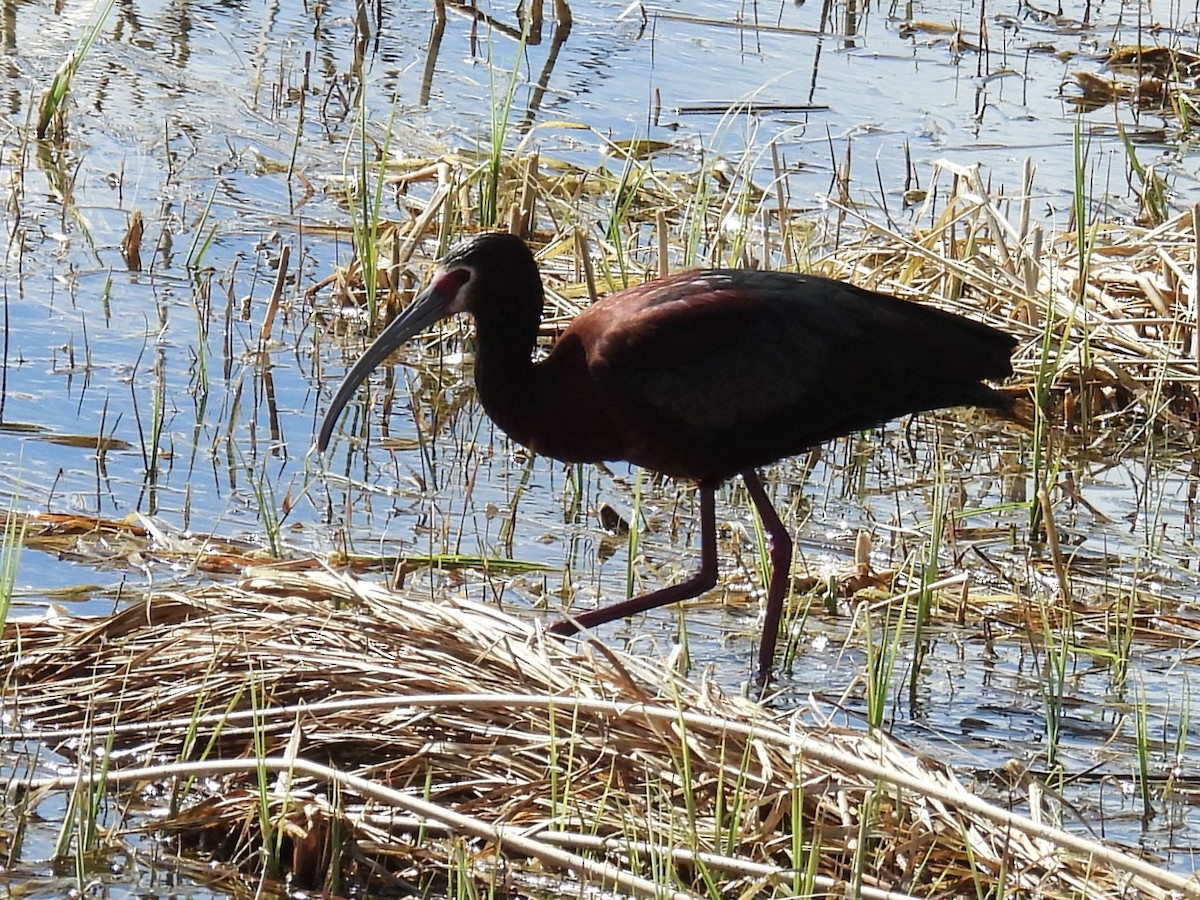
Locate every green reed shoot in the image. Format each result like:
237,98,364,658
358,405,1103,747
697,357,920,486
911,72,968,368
498,452,536,557
960,814,997,900
0,498,24,628
189,271,211,399
128,342,168,515
481,20,528,228
1038,603,1069,773
604,146,646,283
716,736,755,858
416,767,434,847
747,483,771,615
249,675,280,877
174,675,245,815
447,838,474,900
99,271,112,323
327,779,345,895
55,705,116,887
1116,119,1169,226
1175,676,1191,775
790,764,816,895
252,463,282,559
1110,579,1137,690
185,180,220,271
1070,118,1097,394
36,0,116,140
864,585,908,731
626,469,644,600
718,131,761,268
1135,678,1156,820
1027,123,1095,536
347,93,399,328
547,705,573,825
780,588,814,673
908,471,947,703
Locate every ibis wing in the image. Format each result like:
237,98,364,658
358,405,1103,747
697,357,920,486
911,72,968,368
588,282,821,434
585,270,1012,457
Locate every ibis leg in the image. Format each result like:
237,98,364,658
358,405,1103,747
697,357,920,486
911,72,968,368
741,469,793,682
549,485,718,635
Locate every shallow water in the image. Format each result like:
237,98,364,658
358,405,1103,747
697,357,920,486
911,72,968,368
3,0,1200,893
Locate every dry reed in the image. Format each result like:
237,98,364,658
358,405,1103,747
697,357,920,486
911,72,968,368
4,568,1194,897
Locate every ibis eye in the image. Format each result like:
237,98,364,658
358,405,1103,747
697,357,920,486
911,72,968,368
436,268,471,295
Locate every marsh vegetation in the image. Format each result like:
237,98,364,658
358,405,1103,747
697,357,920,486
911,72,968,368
5,0,1200,896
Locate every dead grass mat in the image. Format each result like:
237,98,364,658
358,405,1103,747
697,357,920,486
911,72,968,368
3,568,1194,898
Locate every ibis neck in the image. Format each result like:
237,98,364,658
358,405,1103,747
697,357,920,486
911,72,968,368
472,323,625,466
474,331,535,407
470,299,542,441
465,272,620,464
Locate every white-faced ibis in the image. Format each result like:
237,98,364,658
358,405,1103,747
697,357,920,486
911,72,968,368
317,232,1016,680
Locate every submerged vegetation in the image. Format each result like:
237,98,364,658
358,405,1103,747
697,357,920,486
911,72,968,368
5,0,1200,897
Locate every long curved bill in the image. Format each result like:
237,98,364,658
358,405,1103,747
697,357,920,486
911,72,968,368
315,282,454,453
